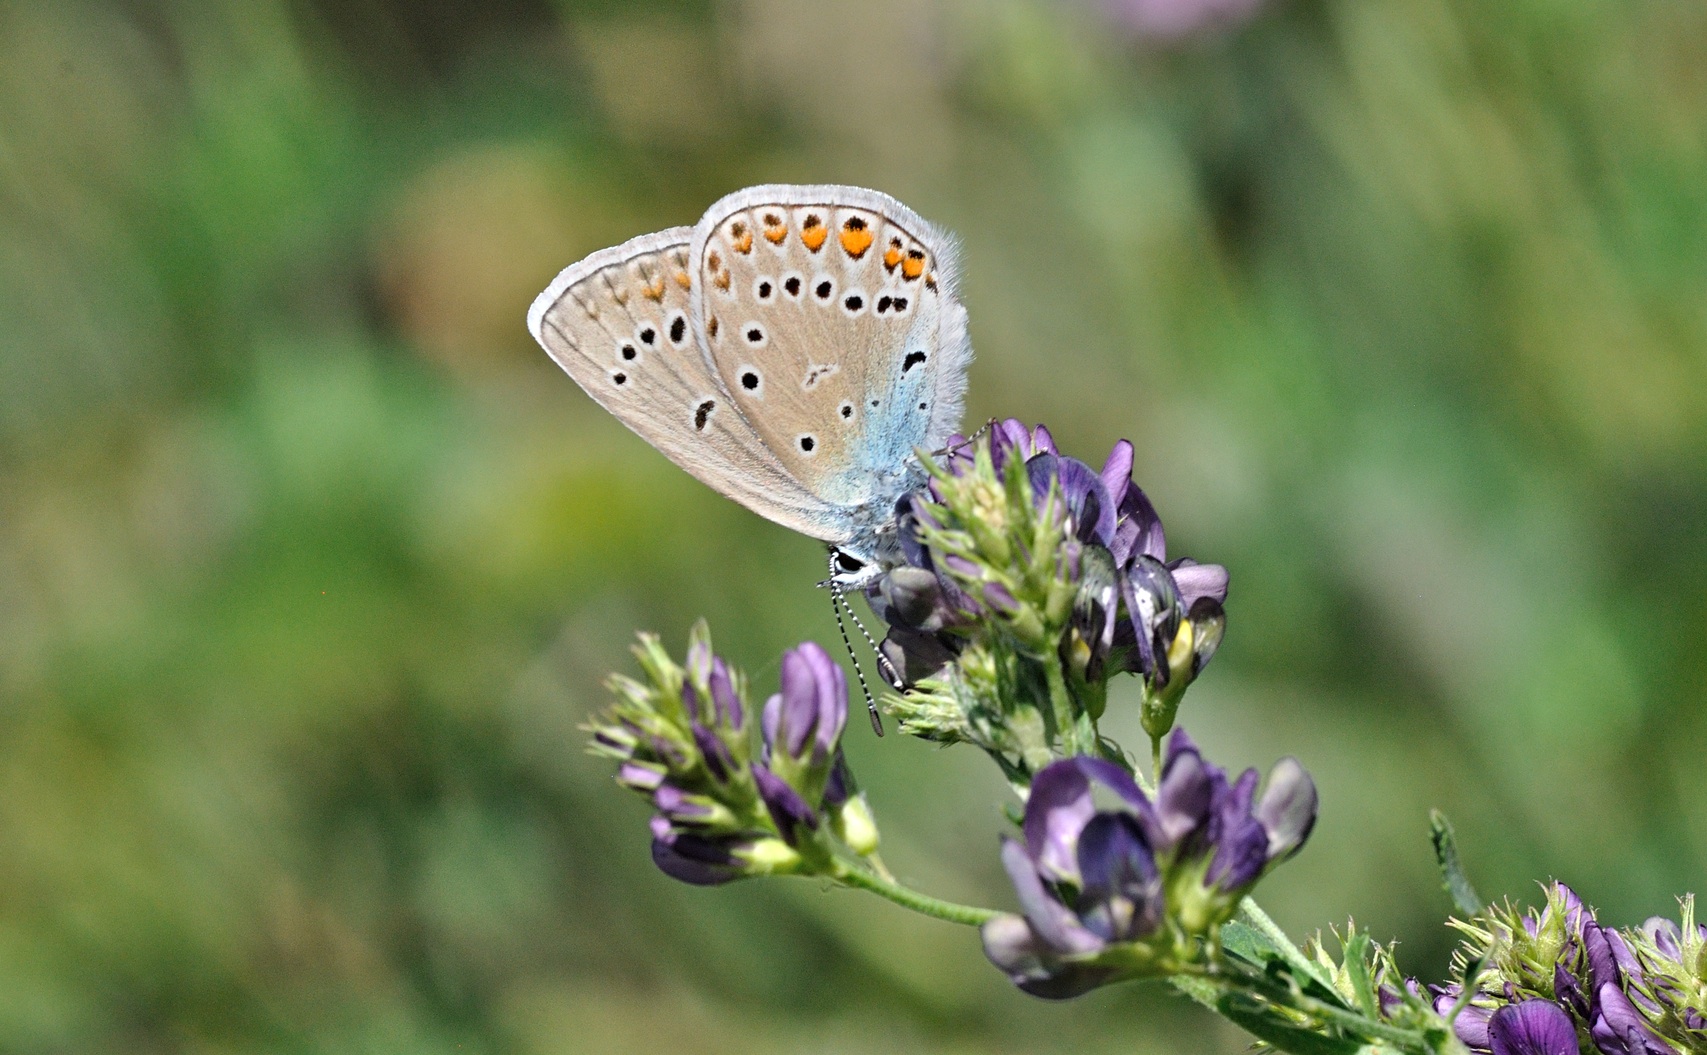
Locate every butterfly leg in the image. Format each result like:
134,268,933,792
827,550,894,736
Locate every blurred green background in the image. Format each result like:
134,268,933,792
3,0,1704,1051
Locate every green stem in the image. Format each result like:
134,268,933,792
1211,965,1427,1049
1042,658,1087,756
835,864,1001,927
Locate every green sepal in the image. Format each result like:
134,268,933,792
1342,931,1377,1018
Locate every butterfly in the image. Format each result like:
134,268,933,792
526,185,971,592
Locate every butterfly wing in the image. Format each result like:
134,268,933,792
687,185,971,509
528,228,855,543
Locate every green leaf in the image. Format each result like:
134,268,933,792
1429,810,1484,916
1222,919,1286,968
1223,917,1345,1003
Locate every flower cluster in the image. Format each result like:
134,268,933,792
870,420,1228,778
1429,882,1706,1054
981,729,1317,998
588,624,878,885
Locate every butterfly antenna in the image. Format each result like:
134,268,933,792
933,416,998,459
828,552,886,736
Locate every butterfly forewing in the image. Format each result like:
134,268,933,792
528,228,849,540
688,186,971,509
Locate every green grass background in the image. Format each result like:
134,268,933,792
3,1,1704,1051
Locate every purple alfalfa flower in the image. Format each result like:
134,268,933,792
1145,729,1316,932
1432,983,1496,1053
1630,908,1707,1036
756,642,880,857
595,631,878,886
1592,980,1680,1054
981,756,1167,998
1487,999,1581,1055
1587,902,1704,1055
762,642,847,781
980,736,1317,999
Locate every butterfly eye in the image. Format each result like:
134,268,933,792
836,552,865,573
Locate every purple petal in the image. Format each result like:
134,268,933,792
753,764,819,844
1024,760,1151,884
1555,961,1590,1020
777,648,819,758
1028,454,1117,545
1024,761,1097,883
1488,1000,1579,1055
771,643,847,762
649,817,744,886
692,722,735,783
1254,757,1318,862
685,637,712,690
1584,922,1619,991
1185,596,1226,675
708,657,743,730
1642,917,1681,961
1146,730,1214,853
980,914,1121,1000
1205,808,1269,891
984,581,1021,614
1031,424,1056,453
616,761,665,792
999,837,1103,957
1593,981,1677,1055
1169,559,1229,607
1100,440,1134,510
1075,813,1161,942
1116,483,1166,563
1452,1003,1495,1050
653,783,714,822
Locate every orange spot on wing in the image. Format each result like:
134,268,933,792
714,270,731,291
763,213,787,244
642,276,666,301
800,215,827,251
839,218,873,259
901,249,926,280
925,272,938,291
674,270,692,289
883,238,904,270
729,221,753,254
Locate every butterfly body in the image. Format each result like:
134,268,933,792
528,185,969,587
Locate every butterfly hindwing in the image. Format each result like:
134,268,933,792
528,228,853,542
688,185,971,509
